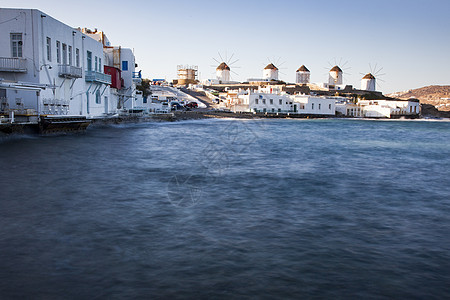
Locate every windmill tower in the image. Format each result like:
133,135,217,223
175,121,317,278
216,62,231,82
361,73,376,91
296,65,310,84
328,65,343,85
263,63,279,81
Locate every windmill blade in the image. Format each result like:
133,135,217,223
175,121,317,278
231,70,239,76
218,52,224,63
342,60,349,69
377,78,386,83
229,59,239,66
228,53,234,64
375,67,384,75
212,57,221,64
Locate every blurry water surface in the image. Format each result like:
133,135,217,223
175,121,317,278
1,119,449,298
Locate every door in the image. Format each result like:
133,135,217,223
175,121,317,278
87,51,92,71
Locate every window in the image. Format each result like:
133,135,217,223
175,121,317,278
46,37,51,61
76,48,80,67
262,99,266,104
62,43,67,65
143,96,147,104
279,99,282,105
122,61,128,71
329,104,331,110
87,51,92,71
11,33,23,57
278,108,281,112
319,103,321,110
270,99,273,105
272,108,275,112
95,56,98,72
99,58,101,72
68,46,72,65
312,103,314,109
96,90,101,104
255,99,259,105
56,41,61,63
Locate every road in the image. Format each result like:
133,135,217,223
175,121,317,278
179,88,215,109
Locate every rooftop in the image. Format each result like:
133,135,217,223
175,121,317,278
216,62,230,71
264,63,278,70
330,66,343,73
297,65,310,72
362,73,375,79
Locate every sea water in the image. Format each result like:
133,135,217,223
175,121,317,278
0,119,449,298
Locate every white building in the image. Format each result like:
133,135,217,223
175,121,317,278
237,86,336,115
296,65,310,84
263,63,279,81
361,73,376,91
360,99,420,118
0,8,114,117
83,29,141,111
336,98,420,118
328,65,343,85
292,95,336,115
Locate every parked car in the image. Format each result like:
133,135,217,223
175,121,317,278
170,102,184,111
185,102,198,108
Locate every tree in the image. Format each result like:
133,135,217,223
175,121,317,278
136,79,151,98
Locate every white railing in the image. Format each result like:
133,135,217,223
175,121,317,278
85,70,111,84
42,98,70,115
58,64,82,78
0,57,27,72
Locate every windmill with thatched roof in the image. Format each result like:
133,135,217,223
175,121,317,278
296,65,310,84
361,73,376,91
263,63,279,81
216,62,231,82
328,65,343,85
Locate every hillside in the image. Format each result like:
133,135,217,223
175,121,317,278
387,85,450,111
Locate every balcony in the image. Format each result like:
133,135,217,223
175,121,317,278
58,64,82,78
85,70,112,85
0,57,27,72
132,71,142,83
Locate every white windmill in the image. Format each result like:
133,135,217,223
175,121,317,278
360,64,385,92
263,63,279,81
216,62,231,82
328,65,343,85
296,65,310,84
211,52,239,83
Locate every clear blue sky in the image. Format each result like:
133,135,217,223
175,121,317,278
2,0,450,93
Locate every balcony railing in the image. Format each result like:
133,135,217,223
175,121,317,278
132,71,142,83
85,70,112,84
0,57,27,72
58,64,82,78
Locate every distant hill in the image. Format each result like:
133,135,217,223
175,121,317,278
387,85,450,111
